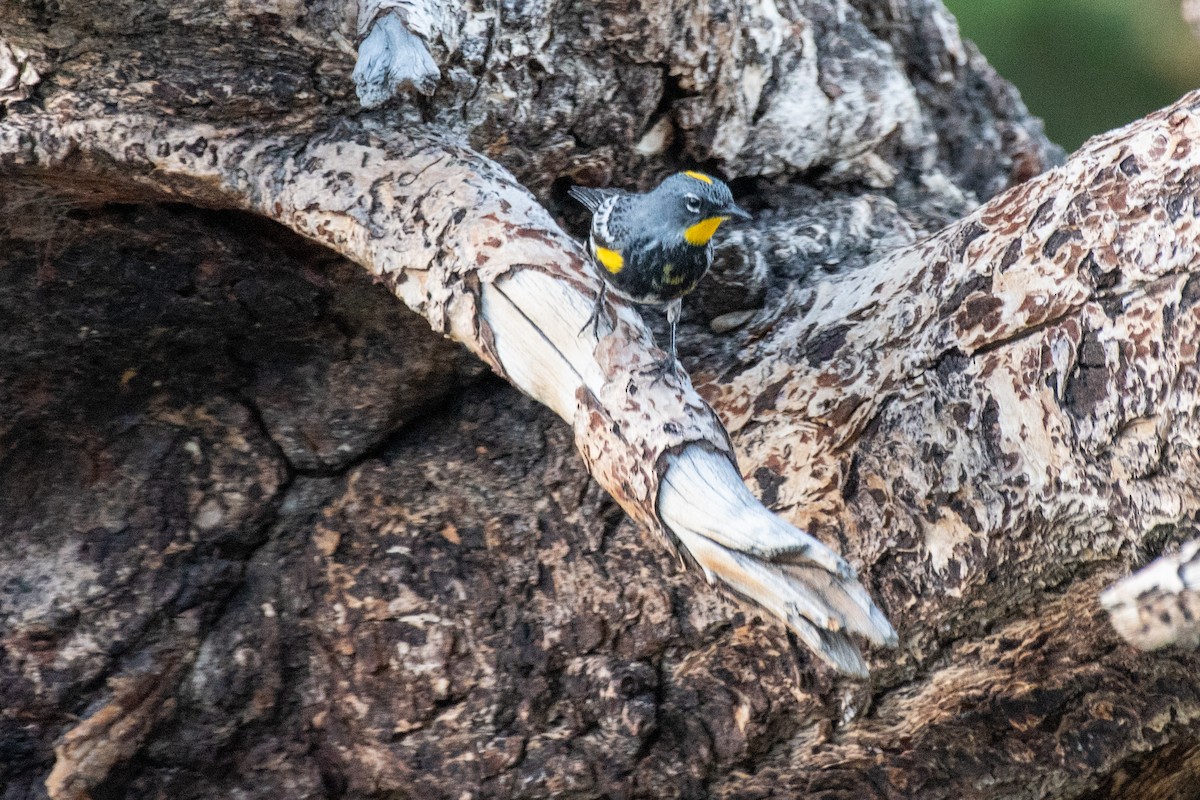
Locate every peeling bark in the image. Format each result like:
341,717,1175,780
1,1,1198,799
352,0,445,104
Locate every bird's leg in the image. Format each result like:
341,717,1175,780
580,281,611,338
667,298,681,362
650,298,684,381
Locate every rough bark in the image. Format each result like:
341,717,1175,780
2,1,1199,800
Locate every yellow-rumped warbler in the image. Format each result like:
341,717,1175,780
570,171,751,375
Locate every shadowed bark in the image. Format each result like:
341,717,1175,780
2,1,1199,799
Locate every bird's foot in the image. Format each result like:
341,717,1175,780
579,289,614,339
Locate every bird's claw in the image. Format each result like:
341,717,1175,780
580,288,614,339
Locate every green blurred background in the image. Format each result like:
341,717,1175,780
944,0,1200,152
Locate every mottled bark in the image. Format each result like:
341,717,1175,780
1104,538,1200,651
2,1,1199,799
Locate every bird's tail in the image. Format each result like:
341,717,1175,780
567,185,614,213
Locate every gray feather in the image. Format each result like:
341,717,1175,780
568,185,618,213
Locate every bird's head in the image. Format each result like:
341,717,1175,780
654,171,752,247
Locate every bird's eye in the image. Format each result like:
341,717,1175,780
685,195,702,214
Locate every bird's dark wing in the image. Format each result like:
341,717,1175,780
568,185,622,214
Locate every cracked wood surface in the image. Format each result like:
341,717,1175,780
2,0,1200,798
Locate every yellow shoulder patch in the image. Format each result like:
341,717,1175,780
684,170,714,184
684,216,727,246
595,246,624,274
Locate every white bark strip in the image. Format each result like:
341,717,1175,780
0,111,895,675
353,6,441,104
0,39,41,105
1102,538,1200,650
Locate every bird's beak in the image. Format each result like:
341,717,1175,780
723,202,752,221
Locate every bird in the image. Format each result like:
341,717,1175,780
569,171,751,376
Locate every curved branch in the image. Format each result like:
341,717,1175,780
678,89,1200,798
3,2,1199,796
0,110,895,675
706,92,1200,628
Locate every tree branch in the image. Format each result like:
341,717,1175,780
4,2,1200,794
0,109,895,675
704,92,1200,646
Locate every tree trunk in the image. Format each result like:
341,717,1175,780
2,2,1199,800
